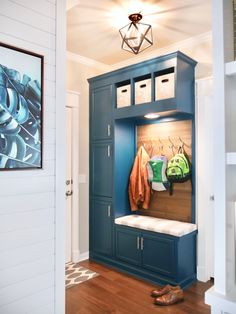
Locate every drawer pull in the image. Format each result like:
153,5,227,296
140,84,146,88
121,89,127,93
161,78,169,83
107,124,111,136
137,236,140,250
141,237,144,250
107,145,111,157
107,205,111,217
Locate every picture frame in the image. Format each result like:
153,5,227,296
0,42,44,170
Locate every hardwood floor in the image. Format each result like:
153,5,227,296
66,260,213,314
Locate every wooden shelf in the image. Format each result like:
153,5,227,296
225,61,236,76
227,152,236,165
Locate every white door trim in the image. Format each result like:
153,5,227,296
196,77,214,282
55,0,66,313
67,91,80,263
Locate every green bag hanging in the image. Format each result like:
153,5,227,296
166,149,191,194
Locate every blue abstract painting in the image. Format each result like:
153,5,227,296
0,43,43,169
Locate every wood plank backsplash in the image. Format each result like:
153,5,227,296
137,120,192,222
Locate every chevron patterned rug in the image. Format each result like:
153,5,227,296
65,262,99,289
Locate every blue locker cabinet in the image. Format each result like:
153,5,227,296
90,85,113,141
88,51,197,288
90,142,113,198
115,225,197,286
90,198,113,257
89,83,114,259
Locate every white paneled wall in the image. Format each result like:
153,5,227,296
0,1,65,313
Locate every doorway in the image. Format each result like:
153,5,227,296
66,91,80,263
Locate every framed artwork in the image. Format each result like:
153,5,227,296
0,42,43,170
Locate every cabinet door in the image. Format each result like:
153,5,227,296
91,142,113,197
115,227,142,266
142,233,175,278
91,85,113,140
90,198,112,256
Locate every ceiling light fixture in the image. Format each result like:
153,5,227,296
144,113,160,119
119,13,153,55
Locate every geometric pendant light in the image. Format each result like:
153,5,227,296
119,13,153,55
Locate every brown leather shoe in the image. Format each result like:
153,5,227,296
154,289,184,306
151,284,181,297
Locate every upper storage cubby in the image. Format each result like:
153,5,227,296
154,67,175,101
134,74,152,105
117,80,131,108
88,51,197,120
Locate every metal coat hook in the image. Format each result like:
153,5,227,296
179,136,184,149
168,136,176,148
178,136,191,149
158,137,164,154
168,137,177,155
149,140,154,157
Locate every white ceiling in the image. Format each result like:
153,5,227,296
66,0,212,65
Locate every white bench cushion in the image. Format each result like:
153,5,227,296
115,215,197,237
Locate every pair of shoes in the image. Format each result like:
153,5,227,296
151,284,184,306
154,289,184,306
151,284,181,298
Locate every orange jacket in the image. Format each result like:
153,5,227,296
128,146,151,211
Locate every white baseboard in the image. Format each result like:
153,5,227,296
197,266,210,282
79,251,89,262
72,250,80,263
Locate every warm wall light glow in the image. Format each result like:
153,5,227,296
144,113,160,119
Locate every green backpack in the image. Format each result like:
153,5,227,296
166,151,191,194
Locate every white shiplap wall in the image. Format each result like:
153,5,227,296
0,1,65,313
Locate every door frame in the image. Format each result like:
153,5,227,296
55,1,66,313
67,90,80,263
196,77,214,282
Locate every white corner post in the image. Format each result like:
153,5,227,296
205,0,236,313
55,0,67,313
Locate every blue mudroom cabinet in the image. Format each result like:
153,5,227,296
90,198,113,257
90,85,113,141
115,225,197,287
88,51,197,288
90,142,113,198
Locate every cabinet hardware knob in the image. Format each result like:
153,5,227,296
210,195,214,201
